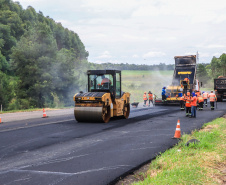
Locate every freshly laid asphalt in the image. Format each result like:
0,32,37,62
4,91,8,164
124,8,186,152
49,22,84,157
0,103,225,185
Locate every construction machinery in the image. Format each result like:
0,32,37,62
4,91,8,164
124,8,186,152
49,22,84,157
155,55,201,105
214,76,226,101
73,70,130,123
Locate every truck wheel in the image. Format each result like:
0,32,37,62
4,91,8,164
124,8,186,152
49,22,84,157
217,97,222,102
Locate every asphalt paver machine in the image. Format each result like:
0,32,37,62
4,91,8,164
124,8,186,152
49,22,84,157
155,55,200,105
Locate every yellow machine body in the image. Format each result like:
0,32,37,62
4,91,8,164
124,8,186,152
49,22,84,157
73,70,130,123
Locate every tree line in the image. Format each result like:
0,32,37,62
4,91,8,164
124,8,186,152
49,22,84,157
0,0,225,111
197,54,226,86
0,0,89,110
91,62,175,71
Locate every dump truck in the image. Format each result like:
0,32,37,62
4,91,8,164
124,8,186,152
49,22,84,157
214,76,226,101
155,55,201,105
73,70,130,123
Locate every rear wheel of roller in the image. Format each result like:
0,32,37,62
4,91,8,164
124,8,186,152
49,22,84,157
102,106,111,123
123,104,130,119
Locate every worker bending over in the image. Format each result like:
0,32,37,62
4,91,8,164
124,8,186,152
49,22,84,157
148,91,153,106
143,92,147,106
203,91,209,107
185,92,192,117
197,94,204,110
180,93,185,111
209,90,217,110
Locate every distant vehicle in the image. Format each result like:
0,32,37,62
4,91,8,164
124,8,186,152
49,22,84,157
73,70,130,123
214,76,226,102
155,55,201,105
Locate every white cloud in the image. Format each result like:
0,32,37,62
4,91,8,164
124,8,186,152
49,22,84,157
132,55,139,58
212,52,226,57
143,51,166,58
92,60,105,64
207,44,225,48
96,51,112,59
199,52,210,58
16,0,226,65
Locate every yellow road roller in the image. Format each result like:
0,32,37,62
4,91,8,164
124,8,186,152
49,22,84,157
73,70,130,123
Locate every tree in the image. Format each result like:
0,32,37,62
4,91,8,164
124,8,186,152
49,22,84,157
219,53,226,76
197,64,209,84
11,22,57,107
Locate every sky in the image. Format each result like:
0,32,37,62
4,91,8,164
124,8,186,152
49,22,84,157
15,0,226,65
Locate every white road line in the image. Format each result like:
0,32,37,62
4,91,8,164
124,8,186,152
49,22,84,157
31,154,90,167
2,165,133,176
0,119,75,133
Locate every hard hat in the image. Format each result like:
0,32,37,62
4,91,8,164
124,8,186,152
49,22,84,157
202,91,205,94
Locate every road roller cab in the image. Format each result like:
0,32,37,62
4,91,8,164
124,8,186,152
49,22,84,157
73,70,130,123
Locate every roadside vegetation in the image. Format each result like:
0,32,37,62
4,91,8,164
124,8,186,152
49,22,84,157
125,117,226,185
0,0,225,111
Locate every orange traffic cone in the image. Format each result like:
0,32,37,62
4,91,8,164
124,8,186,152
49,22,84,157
42,108,48,118
173,119,181,139
0,115,2,124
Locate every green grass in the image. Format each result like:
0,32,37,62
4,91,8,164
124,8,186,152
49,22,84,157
122,70,174,102
0,106,73,114
133,117,226,185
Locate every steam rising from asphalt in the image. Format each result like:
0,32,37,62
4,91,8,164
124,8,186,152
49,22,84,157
122,68,173,104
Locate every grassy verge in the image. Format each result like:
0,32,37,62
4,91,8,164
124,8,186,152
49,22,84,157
131,117,226,185
0,106,73,114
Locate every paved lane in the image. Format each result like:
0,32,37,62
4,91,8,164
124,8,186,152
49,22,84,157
0,103,225,185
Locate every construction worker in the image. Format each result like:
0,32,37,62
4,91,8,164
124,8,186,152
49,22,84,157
209,90,217,110
191,94,197,118
143,92,147,106
197,94,204,110
162,87,166,102
203,91,209,107
192,90,196,97
195,91,200,97
184,78,189,82
101,75,112,89
179,93,185,111
148,91,153,106
185,92,192,117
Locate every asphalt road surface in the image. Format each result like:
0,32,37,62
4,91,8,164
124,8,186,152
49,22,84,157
0,103,225,185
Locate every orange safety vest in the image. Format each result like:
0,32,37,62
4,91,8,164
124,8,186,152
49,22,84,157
101,78,111,85
148,93,153,100
203,92,209,99
209,93,216,102
185,96,192,107
197,96,204,103
191,96,197,106
195,91,200,96
143,94,147,100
